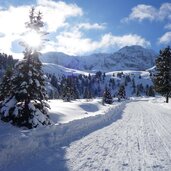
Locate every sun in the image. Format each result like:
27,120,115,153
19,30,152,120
22,30,42,49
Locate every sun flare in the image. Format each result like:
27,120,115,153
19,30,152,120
22,30,42,49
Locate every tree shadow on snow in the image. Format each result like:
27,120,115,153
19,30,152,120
1,102,127,171
42,102,127,170
79,103,99,112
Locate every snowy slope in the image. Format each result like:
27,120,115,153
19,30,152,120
0,97,171,171
40,45,157,72
43,62,90,77
48,98,118,124
43,64,153,98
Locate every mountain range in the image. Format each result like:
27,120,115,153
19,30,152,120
40,45,157,75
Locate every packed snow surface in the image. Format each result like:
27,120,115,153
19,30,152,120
0,97,171,171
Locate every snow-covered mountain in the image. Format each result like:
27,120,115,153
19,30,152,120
40,45,157,72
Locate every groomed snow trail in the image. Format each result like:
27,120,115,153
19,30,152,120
66,100,171,171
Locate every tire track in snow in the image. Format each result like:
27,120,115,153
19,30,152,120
66,100,171,171
0,102,126,171
146,104,171,169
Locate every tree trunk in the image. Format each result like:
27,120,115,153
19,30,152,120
166,94,169,103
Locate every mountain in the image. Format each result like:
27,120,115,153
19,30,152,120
40,45,157,73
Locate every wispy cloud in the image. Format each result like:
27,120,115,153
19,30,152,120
37,0,83,32
164,23,171,30
122,3,171,22
159,3,171,20
77,23,106,30
122,4,157,22
100,33,151,49
158,32,171,44
42,29,150,55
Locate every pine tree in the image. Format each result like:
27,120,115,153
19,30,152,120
117,85,126,101
0,67,13,101
62,78,72,102
136,85,140,96
153,47,171,103
102,88,113,104
0,7,51,128
83,87,92,100
148,86,155,97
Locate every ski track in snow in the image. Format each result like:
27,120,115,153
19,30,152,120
66,100,171,171
0,99,171,171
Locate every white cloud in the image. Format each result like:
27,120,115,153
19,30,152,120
42,29,150,55
159,3,171,20
0,34,23,59
158,32,171,44
43,29,98,55
36,0,83,32
0,0,83,56
77,23,106,30
164,23,171,30
0,6,29,35
122,4,157,22
99,33,151,48
122,3,171,22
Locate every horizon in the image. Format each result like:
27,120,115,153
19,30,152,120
0,0,170,59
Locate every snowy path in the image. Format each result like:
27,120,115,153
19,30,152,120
0,99,171,171
66,100,171,171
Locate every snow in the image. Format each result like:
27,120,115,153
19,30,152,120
43,63,90,77
0,97,171,171
35,79,40,87
48,98,118,124
0,97,17,117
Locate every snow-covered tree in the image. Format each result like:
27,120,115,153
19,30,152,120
0,7,51,128
117,85,126,101
153,47,171,103
62,78,72,102
102,88,113,104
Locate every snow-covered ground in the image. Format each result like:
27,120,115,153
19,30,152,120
0,97,171,171
48,98,119,124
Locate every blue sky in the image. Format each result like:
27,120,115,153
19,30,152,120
0,0,171,58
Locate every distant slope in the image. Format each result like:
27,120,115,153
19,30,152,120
43,63,90,77
40,45,157,72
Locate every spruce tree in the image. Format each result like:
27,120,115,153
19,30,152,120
62,78,72,102
148,86,155,97
153,47,171,103
0,7,51,128
117,85,126,101
102,88,113,104
83,87,92,100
